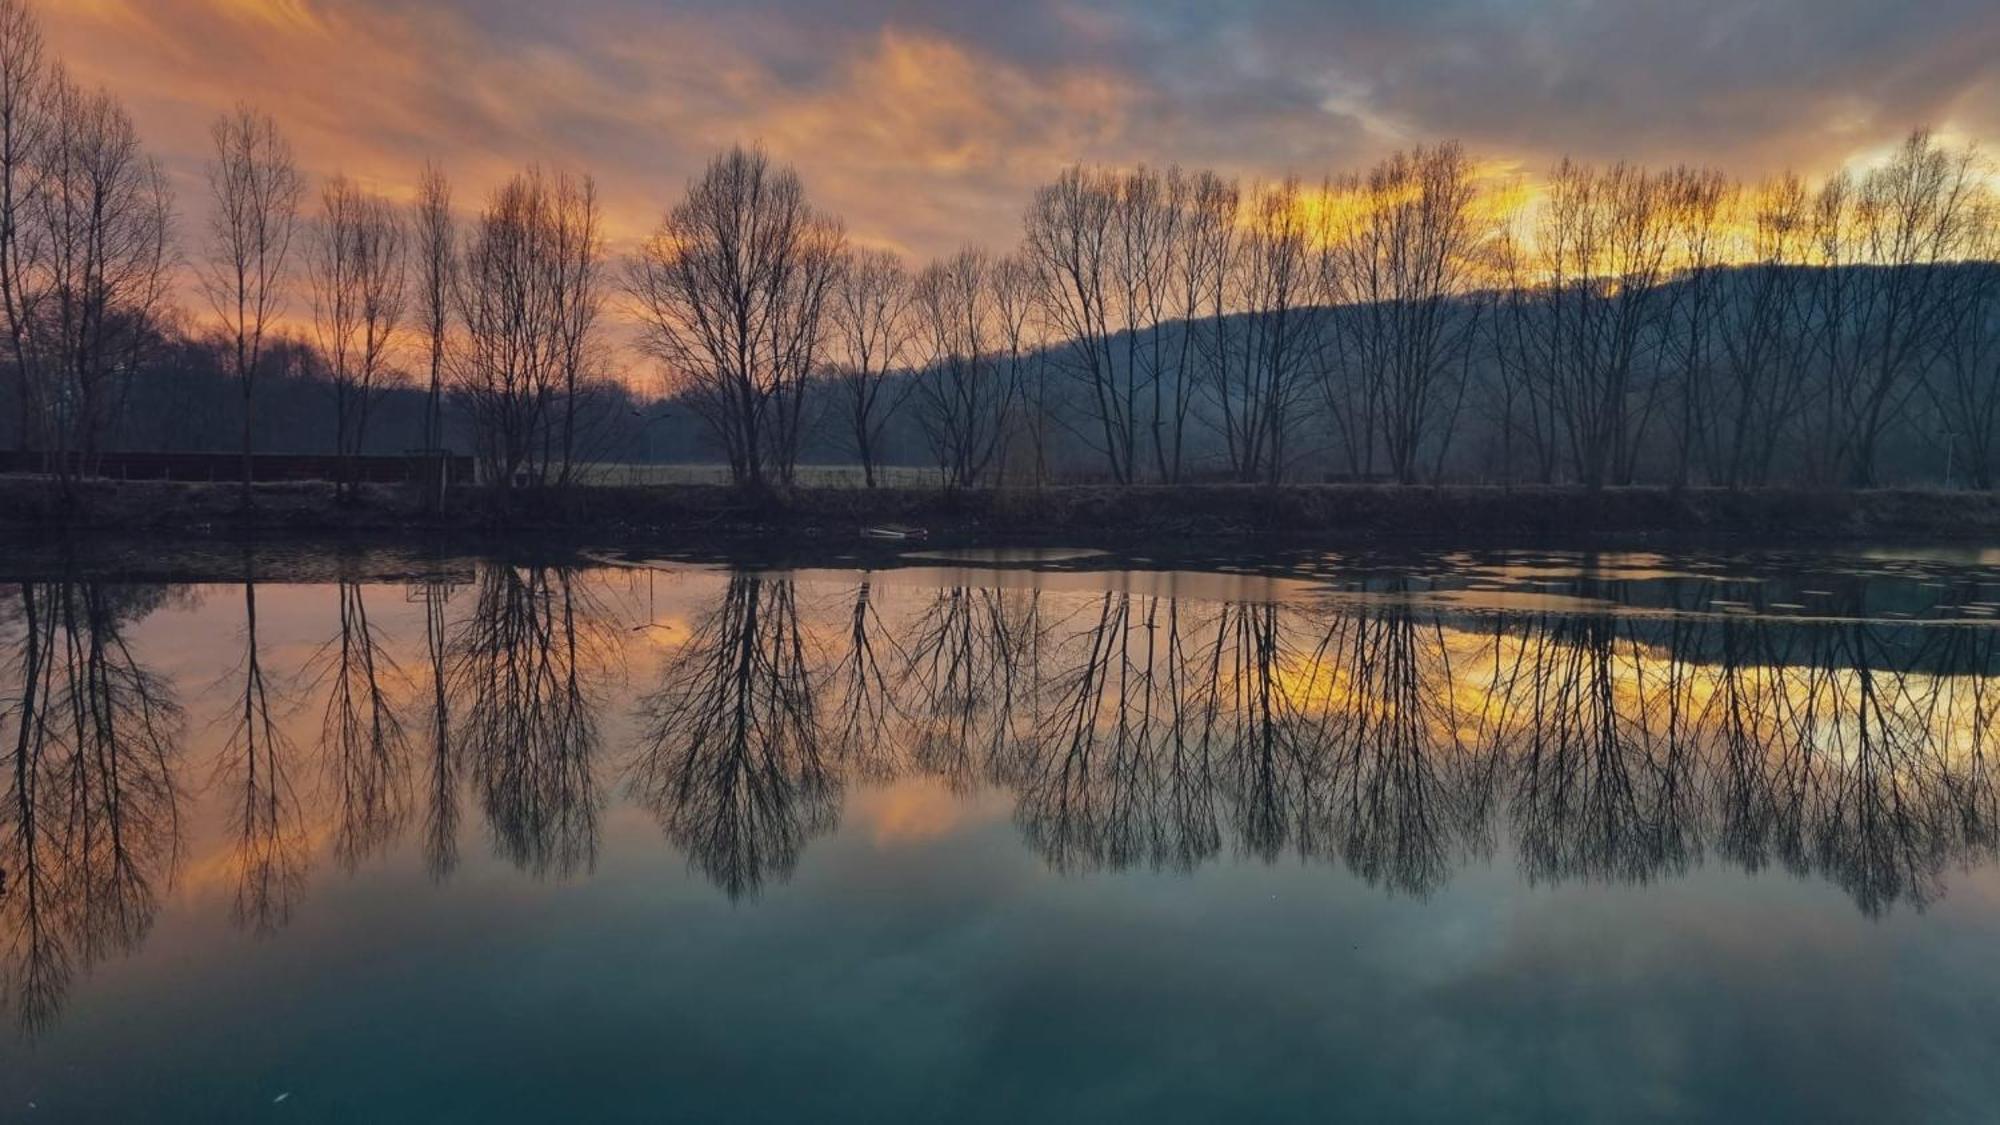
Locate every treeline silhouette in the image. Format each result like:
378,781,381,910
0,0,1996,495
7,562,2000,1032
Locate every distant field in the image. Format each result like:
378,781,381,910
575,463,944,488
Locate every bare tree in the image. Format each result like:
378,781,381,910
0,2,172,490
909,248,1017,488
454,168,601,501
1505,160,1677,488
1654,166,1735,486
418,578,457,879
1801,131,1987,486
1482,227,1557,482
1027,165,1221,484
1162,169,1235,482
631,573,834,898
827,248,912,487
309,579,410,870
1704,173,1813,486
1023,167,1128,481
202,105,301,507
413,161,454,458
1928,197,2000,487
628,145,844,487
989,254,1042,483
0,0,47,454
1206,177,1317,484
310,175,405,501
549,175,603,488
222,564,305,933
33,74,173,490
1113,166,1176,482
452,564,612,877
1318,143,1493,483
2,578,183,1032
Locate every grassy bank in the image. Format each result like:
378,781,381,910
2,477,1996,544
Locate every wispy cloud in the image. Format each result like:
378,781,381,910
40,0,2000,264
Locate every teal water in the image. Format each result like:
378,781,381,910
3,544,2000,1122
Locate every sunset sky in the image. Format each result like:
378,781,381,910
43,0,2000,261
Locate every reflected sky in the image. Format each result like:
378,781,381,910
4,545,2000,1121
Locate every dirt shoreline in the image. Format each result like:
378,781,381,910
2,477,1996,546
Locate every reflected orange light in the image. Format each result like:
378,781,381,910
849,776,987,846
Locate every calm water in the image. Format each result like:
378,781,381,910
5,541,2000,1122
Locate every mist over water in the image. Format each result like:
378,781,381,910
4,543,2000,1121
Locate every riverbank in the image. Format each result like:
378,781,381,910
1,477,1996,545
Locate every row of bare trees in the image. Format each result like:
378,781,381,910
648,134,1998,490
1000,135,1998,487
1488,138,1998,488
0,0,171,496
634,144,1548,488
0,0,621,507
627,145,1491,489
208,121,616,506
4,0,1998,492
206,120,619,506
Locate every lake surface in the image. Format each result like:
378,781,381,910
4,540,2000,1122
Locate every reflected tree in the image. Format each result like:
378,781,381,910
1304,597,1475,897
899,584,1041,791
308,580,411,872
630,574,836,898
452,564,612,879
1500,615,1683,885
1,578,182,1032
826,577,905,781
222,565,305,934
1010,593,1231,872
419,577,458,881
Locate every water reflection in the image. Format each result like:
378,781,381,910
419,578,457,882
451,566,616,880
627,574,2000,914
633,574,835,898
1,577,183,1033
5,553,2000,1035
223,564,305,935
311,579,412,873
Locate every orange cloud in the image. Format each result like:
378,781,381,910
750,29,1138,255
848,775,1001,846
33,0,2000,332
40,1,1136,265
